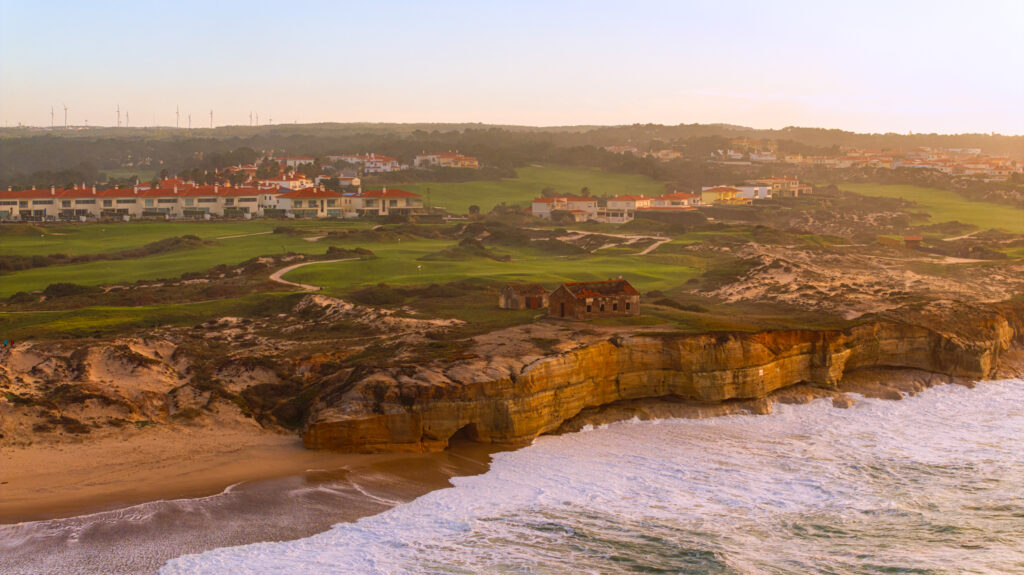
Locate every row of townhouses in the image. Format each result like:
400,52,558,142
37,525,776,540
0,183,423,221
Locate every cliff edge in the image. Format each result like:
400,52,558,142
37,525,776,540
302,301,1024,452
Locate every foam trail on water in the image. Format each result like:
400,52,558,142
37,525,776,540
162,379,1024,574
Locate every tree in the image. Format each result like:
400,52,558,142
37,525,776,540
468,205,481,216
541,187,558,197
580,186,591,197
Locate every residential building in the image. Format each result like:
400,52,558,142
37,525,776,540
0,184,265,221
530,196,600,222
414,152,480,169
277,156,316,169
548,279,640,320
700,186,752,205
334,153,404,173
498,283,549,310
356,188,424,217
706,185,770,201
601,194,653,223
269,187,346,218
650,191,700,208
259,173,313,190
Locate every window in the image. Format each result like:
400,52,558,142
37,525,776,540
625,302,631,310
224,198,234,206
0,200,18,206
185,199,194,206
75,199,96,205
389,199,398,207
62,200,72,207
103,200,113,207
197,198,217,204
18,200,28,207
33,200,53,205
158,198,177,204
145,199,154,207
600,303,605,312
613,302,618,311
116,199,136,204
586,304,592,312
327,199,336,207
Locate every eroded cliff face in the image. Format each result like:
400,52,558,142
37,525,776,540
302,302,1024,452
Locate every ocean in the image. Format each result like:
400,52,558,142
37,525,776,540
161,379,1024,574
4,379,1022,574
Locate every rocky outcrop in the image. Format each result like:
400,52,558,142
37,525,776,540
302,302,1024,452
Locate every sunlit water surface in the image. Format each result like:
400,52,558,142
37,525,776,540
158,379,1024,574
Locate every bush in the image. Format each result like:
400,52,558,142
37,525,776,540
350,283,406,306
42,282,95,298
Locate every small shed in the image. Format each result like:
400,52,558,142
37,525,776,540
548,279,640,320
499,283,549,310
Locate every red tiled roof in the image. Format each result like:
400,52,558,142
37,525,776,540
360,188,420,198
658,192,697,200
699,187,741,194
608,194,652,201
561,279,639,298
277,187,344,199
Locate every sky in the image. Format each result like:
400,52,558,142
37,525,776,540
1,0,1022,134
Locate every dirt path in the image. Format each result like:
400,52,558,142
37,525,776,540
268,258,356,292
216,230,274,240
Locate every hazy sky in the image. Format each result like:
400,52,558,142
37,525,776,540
1,0,1022,134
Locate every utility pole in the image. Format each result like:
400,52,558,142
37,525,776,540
176,105,180,129
188,113,191,130
63,104,68,129
249,111,252,126
117,104,121,128
126,111,130,127
50,106,54,128
210,109,213,129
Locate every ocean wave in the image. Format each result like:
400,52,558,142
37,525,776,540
162,379,1024,574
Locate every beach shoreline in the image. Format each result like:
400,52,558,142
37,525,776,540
0,423,499,525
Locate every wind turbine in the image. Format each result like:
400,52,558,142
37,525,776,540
63,104,68,129
176,105,180,129
50,106,54,128
209,109,213,129
117,104,121,128
188,113,191,130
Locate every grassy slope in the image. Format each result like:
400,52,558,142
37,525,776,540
839,183,1024,234
403,165,670,214
0,219,370,257
287,241,705,295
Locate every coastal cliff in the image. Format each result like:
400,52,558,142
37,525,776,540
302,302,1024,452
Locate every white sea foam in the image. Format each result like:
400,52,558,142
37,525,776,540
162,379,1024,574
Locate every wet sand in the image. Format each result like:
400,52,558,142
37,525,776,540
0,424,498,524
0,426,502,574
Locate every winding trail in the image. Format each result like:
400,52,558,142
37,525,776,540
269,258,356,292
216,230,274,240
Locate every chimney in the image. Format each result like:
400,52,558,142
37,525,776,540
114,185,119,190
174,184,178,194
92,185,96,195
32,185,35,190
133,184,138,193
51,185,55,195
214,184,219,194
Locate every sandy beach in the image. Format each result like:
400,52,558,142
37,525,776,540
0,423,497,524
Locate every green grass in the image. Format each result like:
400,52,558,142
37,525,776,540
286,240,708,297
838,183,1024,234
0,225,373,297
403,165,670,214
0,293,302,340
0,219,370,257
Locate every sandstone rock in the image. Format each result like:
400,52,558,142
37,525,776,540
303,303,1024,452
